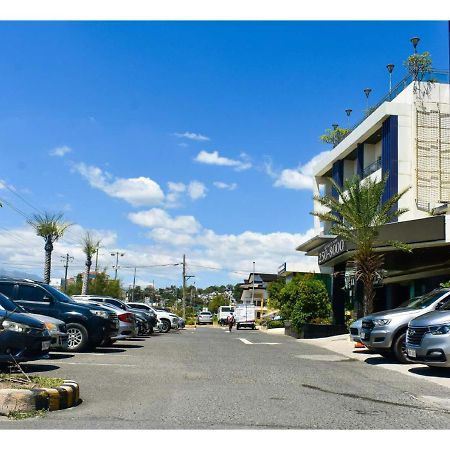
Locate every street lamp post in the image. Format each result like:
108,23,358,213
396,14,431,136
386,64,395,98
363,88,372,114
111,251,125,280
345,109,352,126
332,123,339,130
410,36,420,54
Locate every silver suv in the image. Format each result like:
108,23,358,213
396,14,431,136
406,297,450,367
360,289,450,363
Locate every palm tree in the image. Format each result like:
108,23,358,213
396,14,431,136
28,212,72,284
312,174,410,316
81,231,101,295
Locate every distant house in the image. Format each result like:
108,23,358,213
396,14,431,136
239,273,278,319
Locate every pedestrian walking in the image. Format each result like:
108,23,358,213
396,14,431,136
227,312,235,332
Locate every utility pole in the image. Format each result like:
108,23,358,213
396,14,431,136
251,261,255,305
60,253,74,293
94,245,100,273
131,267,136,302
181,254,195,319
111,251,125,280
182,254,186,319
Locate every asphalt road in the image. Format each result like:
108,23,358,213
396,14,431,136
2,326,450,429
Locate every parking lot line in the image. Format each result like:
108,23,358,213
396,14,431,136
45,361,138,367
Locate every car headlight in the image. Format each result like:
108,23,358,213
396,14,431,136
90,310,109,319
0,320,31,333
372,319,391,327
429,324,450,335
45,322,58,332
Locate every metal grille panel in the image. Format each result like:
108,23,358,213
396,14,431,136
417,109,450,211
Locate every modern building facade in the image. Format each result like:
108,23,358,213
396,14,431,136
298,73,450,324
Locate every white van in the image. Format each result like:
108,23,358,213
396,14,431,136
218,305,235,326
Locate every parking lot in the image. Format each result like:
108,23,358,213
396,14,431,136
2,326,450,429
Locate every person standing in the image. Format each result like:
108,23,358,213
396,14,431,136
227,312,235,332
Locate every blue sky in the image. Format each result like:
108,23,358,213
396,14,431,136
0,21,448,288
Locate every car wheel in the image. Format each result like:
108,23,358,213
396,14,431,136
392,332,411,364
66,323,89,352
160,319,171,333
148,326,154,335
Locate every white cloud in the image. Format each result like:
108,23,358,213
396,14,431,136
50,146,72,157
174,132,210,142
167,182,186,193
127,209,320,277
270,151,331,191
72,162,165,207
213,181,237,191
187,181,207,200
194,150,252,171
128,208,201,234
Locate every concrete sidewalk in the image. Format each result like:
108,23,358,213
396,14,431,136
296,332,450,391
260,327,450,390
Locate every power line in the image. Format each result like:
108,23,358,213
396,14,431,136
0,180,43,215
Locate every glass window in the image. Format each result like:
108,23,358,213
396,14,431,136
17,285,49,302
105,299,126,310
0,283,16,299
406,290,450,309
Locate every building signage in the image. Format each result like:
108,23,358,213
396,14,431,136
318,237,346,265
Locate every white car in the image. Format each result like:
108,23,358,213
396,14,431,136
127,302,178,333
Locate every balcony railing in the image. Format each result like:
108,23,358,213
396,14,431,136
362,157,382,179
346,69,449,138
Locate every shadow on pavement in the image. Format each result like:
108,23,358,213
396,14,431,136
409,366,450,378
49,353,75,360
123,338,146,342
88,348,127,353
110,344,144,349
19,363,61,373
363,356,401,366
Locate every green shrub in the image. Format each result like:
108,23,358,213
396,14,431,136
290,278,332,332
186,318,196,325
267,319,285,329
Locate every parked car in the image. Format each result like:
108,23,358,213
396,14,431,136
72,298,137,344
72,296,156,335
360,289,450,363
349,318,363,343
406,297,450,368
0,278,119,352
0,292,68,350
0,309,51,364
197,311,213,325
126,302,178,333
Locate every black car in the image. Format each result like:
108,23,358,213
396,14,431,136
0,309,51,364
73,296,157,334
0,279,119,352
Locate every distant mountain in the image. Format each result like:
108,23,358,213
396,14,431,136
0,268,43,281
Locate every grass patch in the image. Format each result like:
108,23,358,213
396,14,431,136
7,409,47,420
0,374,64,390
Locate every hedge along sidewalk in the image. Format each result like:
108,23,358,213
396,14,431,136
0,379,80,416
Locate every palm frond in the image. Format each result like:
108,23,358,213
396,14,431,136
27,212,72,243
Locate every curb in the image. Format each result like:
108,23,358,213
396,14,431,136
0,379,80,416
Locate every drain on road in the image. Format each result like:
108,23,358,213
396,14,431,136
294,354,353,362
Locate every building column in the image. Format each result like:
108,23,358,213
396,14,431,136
356,143,364,178
381,115,399,218
332,262,346,326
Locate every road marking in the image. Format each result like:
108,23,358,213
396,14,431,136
43,361,137,367
238,338,280,345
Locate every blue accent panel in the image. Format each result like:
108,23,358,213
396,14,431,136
356,143,364,178
381,115,398,221
331,159,344,199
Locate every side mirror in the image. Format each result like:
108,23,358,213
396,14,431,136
435,301,445,310
42,295,53,303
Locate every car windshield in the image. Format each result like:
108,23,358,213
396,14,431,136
0,293,25,313
44,284,77,304
401,290,449,309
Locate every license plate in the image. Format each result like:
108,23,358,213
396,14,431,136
360,331,366,339
42,341,50,351
407,348,416,358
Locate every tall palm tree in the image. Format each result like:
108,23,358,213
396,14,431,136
312,174,410,316
28,212,71,284
81,231,101,295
